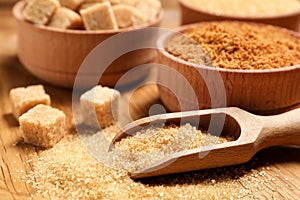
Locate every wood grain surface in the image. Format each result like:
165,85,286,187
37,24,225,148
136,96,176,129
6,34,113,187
0,3,300,200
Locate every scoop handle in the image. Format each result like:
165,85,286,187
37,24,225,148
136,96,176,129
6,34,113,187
256,107,300,150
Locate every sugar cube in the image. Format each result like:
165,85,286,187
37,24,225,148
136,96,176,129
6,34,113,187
19,105,66,148
80,85,120,129
23,0,60,25
9,85,51,119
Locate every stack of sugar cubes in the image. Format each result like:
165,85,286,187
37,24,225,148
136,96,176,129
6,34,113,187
10,85,65,148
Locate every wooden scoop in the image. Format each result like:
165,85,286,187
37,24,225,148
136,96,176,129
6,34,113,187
111,107,300,179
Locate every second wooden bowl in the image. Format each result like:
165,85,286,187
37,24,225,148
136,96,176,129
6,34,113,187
157,22,300,115
178,0,300,31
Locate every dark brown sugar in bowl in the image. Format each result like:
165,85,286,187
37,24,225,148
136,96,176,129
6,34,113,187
165,21,300,70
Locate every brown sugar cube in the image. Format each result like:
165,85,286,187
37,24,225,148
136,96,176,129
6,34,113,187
84,0,108,2
48,7,83,29
78,0,111,11
80,1,118,30
109,0,119,5
19,105,66,148
113,4,145,28
25,0,34,4
9,85,51,119
78,0,109,11
135,0,161,22
78,2,101,11
109,0,136,5
23,0,60,25
59,0,83,10
80,86,120,129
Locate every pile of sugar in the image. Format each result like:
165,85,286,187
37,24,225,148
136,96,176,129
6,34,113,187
24,124,288,199
82,124,200,173
165,21,300,70
115,124,233,154
184,0,300,17
81,124,233,173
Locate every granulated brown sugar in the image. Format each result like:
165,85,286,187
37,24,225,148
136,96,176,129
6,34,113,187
81,123,234,173
23,124,297,199
115,124,198,154
165,21,300,70
115,124,234,154
83,124,200,173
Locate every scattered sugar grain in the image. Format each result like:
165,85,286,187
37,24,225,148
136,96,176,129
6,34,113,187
22,123,292,199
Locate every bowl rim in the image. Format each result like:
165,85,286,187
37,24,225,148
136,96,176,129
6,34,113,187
157,21,300,74
178,0,300,20
13,0,164,35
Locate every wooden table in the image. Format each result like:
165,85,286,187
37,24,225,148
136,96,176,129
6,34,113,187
0,4,299,199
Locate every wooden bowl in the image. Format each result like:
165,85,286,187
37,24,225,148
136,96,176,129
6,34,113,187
13,1,163,88
178,0,300,31
157,22,300,115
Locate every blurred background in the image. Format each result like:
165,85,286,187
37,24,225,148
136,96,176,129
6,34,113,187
0,0,178,7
